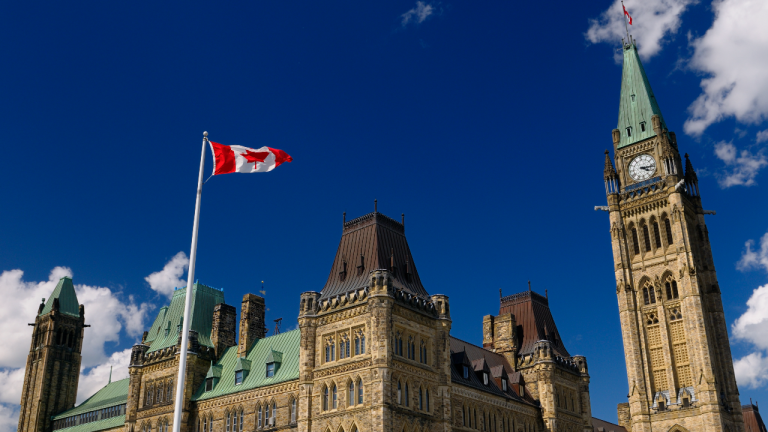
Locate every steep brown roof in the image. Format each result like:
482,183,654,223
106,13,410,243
499,290,570,358
320,211,428,300
743,403,768,432
591,418,627,432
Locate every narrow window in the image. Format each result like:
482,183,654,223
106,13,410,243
666,283,672,300
168,380,173,402
397,381,402,404
240,410,244,431
266,404,271,425
419,387,423,410
682,397,690,408
483,373,489,385
426,389,430,412
626,127,632,137
233,412,238,432
291,398,296,423
463,365,469,379
653,222,662,248
399,338,403,356
205,378,213,392
672,280,679,298
272,402,276,425
632,228,640,255
643,225,651,252
658,400,666,411
405,383,410,407
520,385,524,397
227,412,231,432
346,340,350,358
235,371,243,385
502,379,507,391
331,344,335,361
332,385,337,409
325,345,330,363
323,386,329,411
204,417,208,432
349,381,355,406
643,287,650,305
640,122,646,132
355,337,360,355
361,335,365,354
266,363,275,377
649,285,656,304
664,218,674,245
258,405,263,428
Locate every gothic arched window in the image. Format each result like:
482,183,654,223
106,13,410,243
643,287,650,305
631,228,640,255
323,385,329,411
397,380,402,404
358,378,363,404
332,384,338,409
348,381,355,406
258,404,263,428
642,225,652,252
672,280,679,298
664,218,674,245
653,221,662,249
291,397,296,423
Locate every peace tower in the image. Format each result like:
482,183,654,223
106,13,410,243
603,39,745,432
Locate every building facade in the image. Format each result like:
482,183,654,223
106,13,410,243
603,38,745,432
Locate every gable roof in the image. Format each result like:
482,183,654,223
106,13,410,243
617,42,667,149
192,329,300,401
499,289,570,358
320,211,428,300
40,276,80,317
143,282,225,353
591,417,627,432
53,378,129,420
50,415,125,432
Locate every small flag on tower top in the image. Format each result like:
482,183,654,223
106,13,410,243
208,142,292,175
623,3,633,25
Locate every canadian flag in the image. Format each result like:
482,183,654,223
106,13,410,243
208,141,293,175
623,3,633,25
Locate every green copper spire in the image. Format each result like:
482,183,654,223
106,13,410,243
39,276,80,317
617,42,667,148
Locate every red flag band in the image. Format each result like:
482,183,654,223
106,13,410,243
209,141,293,175
623,4,633,25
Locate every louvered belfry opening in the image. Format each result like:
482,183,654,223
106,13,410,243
320,211,428,300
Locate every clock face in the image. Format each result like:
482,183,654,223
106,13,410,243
628,154,656,181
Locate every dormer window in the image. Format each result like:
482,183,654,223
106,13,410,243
631,94,636,102
235,371,244,385
640,122,646,132
205,378,214,392
483,373,489,385
462,366,469,379
266,363,275,378
626,127,632,137
520,385,525,397
502,379,507,391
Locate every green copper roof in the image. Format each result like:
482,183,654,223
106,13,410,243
617,43,667,149
51,415,125,432
144,283,225,353
192,329,300,401
40,276,80,317
53,378,129,420
265,349,282,364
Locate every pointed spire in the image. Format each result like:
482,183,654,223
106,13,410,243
684,153,698,182
40,276,80,317
617,42,667,148
604,150,617,179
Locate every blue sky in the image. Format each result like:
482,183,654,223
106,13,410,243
2,0,768,428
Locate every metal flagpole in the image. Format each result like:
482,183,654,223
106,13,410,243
172,131,209,432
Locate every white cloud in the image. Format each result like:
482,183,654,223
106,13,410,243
401,1,435,27
144,252,189,298
0,403,19,432
738,232,768,272
76,348,131,404
733,352,768,389
0,369,24,405
713,141,767,187
757,129,768,144
586,0,697,61
732,284,768,388
684,0,768,135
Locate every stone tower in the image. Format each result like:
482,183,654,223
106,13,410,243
18,276,86,432
604,39,744,432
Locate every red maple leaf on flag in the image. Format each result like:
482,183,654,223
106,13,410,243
240,149,270,167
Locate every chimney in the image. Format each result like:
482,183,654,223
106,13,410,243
239,294,266,357
210,303,237,359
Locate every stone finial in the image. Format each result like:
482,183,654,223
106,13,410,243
604,150,618,180
684,153,698,182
